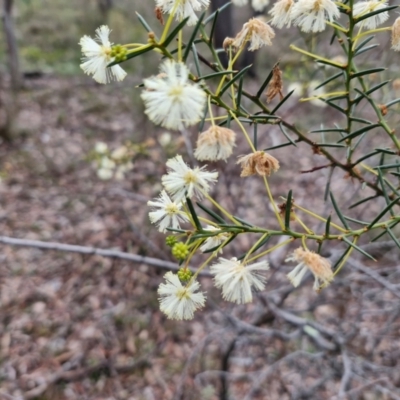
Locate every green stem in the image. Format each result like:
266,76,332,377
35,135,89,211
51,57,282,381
202,192,240,225
290,45,345,68
230,112,256,152
243,233,269,263
160,1,180,43
263,176,285,230
247,238,294,262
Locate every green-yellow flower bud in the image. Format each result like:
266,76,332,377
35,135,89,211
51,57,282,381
172,242,189,260
166,235,177,247
177,268,192,282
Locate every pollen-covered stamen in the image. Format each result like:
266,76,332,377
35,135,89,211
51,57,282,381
183,170,198,184
177,288,190,300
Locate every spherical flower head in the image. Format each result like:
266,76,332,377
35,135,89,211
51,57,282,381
161,155,218,202
97,168,114,180
237,151,280,177
111,146,128,160
148,190,189,233
223,37,237,52
269,0,295,28
286,248,333,291
233,18,275,51
290,0,340,33
95,142,108,154
155,0,211,26
194,126,236,162
252,0,270,12
158,272,206,320
172,242,190,260
392,17,400,51
200,225,230,253
353,0,389,29
97,156,115,180
79,25,127,84
210,257,269,304
141,60,207,130
177,267,193,282
166,235,178,247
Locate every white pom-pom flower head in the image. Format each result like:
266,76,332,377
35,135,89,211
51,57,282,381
79,25,127,84
210,257,269,304
353,0,389,29
269,0,295,28
141,60,207,130
200,226,231,253
162,155,218,202
156,0,211,26
147,190,189,233
158,272,206,320
291,0,340,33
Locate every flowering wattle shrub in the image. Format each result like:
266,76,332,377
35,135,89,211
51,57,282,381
80,0,400,320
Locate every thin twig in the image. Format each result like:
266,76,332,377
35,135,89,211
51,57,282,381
0,236,212,277
301,163,333,174
24,358,151,399
347,257,400,299
338,349,352,397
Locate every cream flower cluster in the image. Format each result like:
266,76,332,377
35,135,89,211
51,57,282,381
147,155,218,232
148,191,189,233
158,257,270,320
141,60,207,131
93,142,133,180
157,247,333,320
161,155,218,202
211,258,270,304
79,25,127,84
269,0,390,32
269,0,340,32
155,0,211,26
158,272,206,320
353,0,389,29
200,226,230,253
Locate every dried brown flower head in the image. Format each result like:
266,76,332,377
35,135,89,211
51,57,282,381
194,126,236,162
379,104,388,116
286,248,333,291
266,65,284,103
155,6,164,25
223,37,236,52
312,144,322,155
237,151,280,177
278,201,295,220
233,18,275,51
